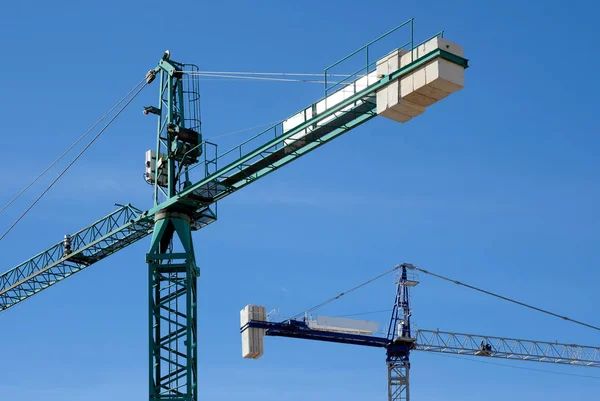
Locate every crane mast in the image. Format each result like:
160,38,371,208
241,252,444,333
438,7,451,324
0,19,470,401
144,53,212,401
240,263,600,400
386,264,418,401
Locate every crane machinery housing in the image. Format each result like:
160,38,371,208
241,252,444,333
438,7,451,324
240,264,600,401
0,19,468,401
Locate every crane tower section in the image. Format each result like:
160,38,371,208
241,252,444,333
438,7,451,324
386,264,419,401
0,19,468,401
143,53,212,401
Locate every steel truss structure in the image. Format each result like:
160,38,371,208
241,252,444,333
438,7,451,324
0,19,471,401
0,204,151,310
243,265,600,401
415,330,600,367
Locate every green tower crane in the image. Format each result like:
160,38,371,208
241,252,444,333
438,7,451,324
0,19,468,401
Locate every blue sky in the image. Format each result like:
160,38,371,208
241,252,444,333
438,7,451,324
1,0,599,400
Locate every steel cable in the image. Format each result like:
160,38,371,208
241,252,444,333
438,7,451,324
407,265,600,332
183,72,348,84
0,77,147,217
0,79,148,242
290,264,402,320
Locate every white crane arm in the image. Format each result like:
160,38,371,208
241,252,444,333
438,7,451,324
415,329,600,368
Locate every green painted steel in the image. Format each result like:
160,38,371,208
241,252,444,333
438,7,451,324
0,204,152,311
0,20,468,401
139,46,468,220
146,52,207,401
147,215,198,401
324,18,416,96
0,32,467,318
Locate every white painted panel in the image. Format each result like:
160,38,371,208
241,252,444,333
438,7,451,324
240,305,266,359
423,37,464,57
376,37,465,122
144,150,168,187
307,315,378,334
377,48,408,77
283,71,378,149
424,58,464,93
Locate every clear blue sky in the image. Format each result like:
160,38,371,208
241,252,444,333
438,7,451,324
1,0,599,400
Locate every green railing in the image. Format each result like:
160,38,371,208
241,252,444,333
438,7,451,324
323,18,444,98
186,19,446,188
324,18,414,97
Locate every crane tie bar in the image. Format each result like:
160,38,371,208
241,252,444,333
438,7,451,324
406,265,600,332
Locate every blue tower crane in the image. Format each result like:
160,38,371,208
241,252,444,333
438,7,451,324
241,263,600,401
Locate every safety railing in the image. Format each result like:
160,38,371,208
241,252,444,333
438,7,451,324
183,19,446,193
323,19,444,99
324,18,414,98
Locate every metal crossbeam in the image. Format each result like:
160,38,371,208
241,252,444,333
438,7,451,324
0,205,152,311
245,320,390,348
415,329,600,367
388,360,409,401
143,48,468,219
147,216,198,401
0,44,467,317
0,23,470,401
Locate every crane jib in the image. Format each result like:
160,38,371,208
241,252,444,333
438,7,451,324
0,49,468,313
142,48,469,219
1,23,471,401
0,205,153,311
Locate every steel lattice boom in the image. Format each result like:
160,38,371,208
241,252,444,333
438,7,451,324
242,266,600,400
414,329,600,368
0,19,471,401
0,204,152,311
243,320,600,369
144,46,467,221
0,21,467,317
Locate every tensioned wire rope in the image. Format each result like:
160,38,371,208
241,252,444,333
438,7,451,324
0,78,147,218
0,70,331,218
0,68,361,239
289,263,600,333
0,78,148,242
405,264,600,332
188,71,355,77
284,263,600,381
432,352,600,380
181,70,364,84
0,68,358,241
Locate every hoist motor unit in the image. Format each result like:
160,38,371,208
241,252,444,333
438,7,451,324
167,125,202,164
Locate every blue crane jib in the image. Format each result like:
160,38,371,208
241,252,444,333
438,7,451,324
240,264,600,401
